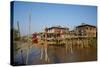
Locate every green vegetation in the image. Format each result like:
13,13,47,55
12,28,20,53
13,41,20,54
88,37,97,48
12,28,20,41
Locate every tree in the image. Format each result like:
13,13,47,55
12,28,20,41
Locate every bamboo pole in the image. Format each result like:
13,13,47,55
40,45,43,60
25,11,31,64
25,45,30,64
17,21,21,39
17,21,25,64
44,47,49,62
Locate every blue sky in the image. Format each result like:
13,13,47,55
13,1,97,36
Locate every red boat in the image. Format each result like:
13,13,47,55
32,33,38,43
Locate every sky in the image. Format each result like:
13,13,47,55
12,1,97,36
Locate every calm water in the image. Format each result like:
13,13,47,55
14,43,97,65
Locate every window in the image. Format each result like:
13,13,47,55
86,27,88,30
90,27,92,30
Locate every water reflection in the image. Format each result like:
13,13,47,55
14,43,97,65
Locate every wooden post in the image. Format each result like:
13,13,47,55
65,38,68,51
64,32,67,51
81,38,83,48
70,32,73,54
21,49,24,64
40,45,43,60
77,38,79,48
70,38,73,54
86,37,89,47
44,27,49,62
